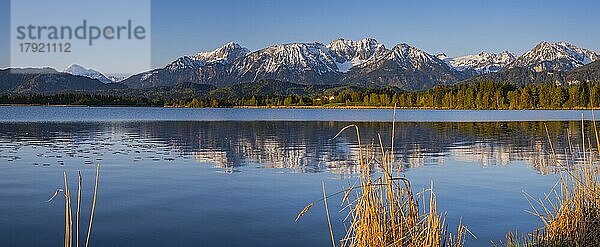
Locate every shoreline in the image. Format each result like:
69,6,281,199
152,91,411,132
1,104,598,111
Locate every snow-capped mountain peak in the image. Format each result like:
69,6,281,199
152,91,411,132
165,56,206,71
165,42,249,71
509,41,599,72
63,64,113,84
444,51,516,74
435,53,449,60
388,43,444,69
229,42,339,80
327,38,387,72
194,42,249,64
327,38,386,60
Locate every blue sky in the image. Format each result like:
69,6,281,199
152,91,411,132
1,0,599,69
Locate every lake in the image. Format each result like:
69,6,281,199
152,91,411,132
0,106,594,246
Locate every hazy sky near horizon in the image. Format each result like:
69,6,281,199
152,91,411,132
1,0,599,70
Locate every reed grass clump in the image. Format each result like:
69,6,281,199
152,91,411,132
526,167,600,246
48,164,100,247
297,121,472,247
499,118,600,246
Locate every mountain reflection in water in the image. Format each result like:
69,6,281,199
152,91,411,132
0,121,588,175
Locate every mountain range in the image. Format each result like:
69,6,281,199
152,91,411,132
1,39,599,94
121,39,599,91
123,39,467,90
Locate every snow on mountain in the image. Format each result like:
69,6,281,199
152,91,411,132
227,39,392,83
165,56,206,71
126,39,600,90
162,38,417,81
435,53,448,60
106,73,131,82
341,43,465,90
509,41,599,72
228,42,340,84
444,51,516,74
124,39,472,90
326,38,387,72
195,42,249,64
165,42,249,71
63,64,113,84
387,43,447,69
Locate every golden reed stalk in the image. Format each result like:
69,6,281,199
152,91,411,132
50,164,100,247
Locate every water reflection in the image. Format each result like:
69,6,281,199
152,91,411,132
0,121,591,174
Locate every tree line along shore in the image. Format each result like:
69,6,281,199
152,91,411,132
2,81,600,110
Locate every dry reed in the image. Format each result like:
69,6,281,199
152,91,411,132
499,114,600,246
48,164,100,247
297,116,472,246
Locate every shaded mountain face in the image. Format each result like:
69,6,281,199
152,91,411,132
123,42,250,89
464,67,565,86
0,68,126,94
566,60,600,84
465,60,600,86
63,64,113,84
125,62,231,89
508,41,599,72
443,51,516,74
165,42,250,71
123,39,464,91
341,44,466,90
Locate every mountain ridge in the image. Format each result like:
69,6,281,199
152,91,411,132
122,39,471,90
2,39,600,94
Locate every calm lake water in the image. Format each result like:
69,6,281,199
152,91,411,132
0,106,594,246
